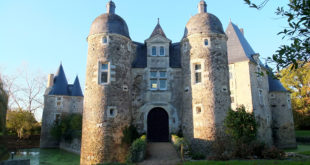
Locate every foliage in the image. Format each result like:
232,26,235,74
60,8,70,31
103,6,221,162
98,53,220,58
191,152,206,160
50,114,82,142
262,146,285,159
280,63,310,129
243,0,310,70
184,160,310,165
126,135,147,163
295,130,310,137
171,134,188,151
224,105,258,143
6,109,41,139
121,125,140,145
0,77,8,134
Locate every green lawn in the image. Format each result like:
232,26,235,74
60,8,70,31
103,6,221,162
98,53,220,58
295,130,310,138
183,160,310,165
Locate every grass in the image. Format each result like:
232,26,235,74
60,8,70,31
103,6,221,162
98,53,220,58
183,160,310,165
286,144,310,154
295,130,310,138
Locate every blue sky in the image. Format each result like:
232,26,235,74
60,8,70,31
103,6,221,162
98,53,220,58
0,0,289,120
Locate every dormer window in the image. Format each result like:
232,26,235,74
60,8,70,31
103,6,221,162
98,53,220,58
152,46,157,56
159,46,165,56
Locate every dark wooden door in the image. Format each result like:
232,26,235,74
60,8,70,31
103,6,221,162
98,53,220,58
147,108,169,142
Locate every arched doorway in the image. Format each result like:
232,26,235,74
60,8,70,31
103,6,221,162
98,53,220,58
147,108,169,142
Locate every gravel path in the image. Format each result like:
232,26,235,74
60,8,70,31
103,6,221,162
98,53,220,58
138,142,181,165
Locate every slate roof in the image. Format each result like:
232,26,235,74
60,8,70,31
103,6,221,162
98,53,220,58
266,65,288,92
150,23,167,38
169,43,181,68
226,22,257,64
49,64,84,96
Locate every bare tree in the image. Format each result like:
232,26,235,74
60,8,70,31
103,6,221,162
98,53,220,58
2,64,46,113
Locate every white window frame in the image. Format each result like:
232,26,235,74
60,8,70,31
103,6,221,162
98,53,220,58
203,38,211,48
159,46,165,56
194,63,202,84
99,62,110,85
149,70,167,90
151,46,157,56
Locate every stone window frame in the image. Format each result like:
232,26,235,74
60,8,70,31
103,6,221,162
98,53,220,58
151,46,157,56
159,46,165,56
191,60,204,85
98,61,110,85
56,96,63,110
194,63,202,84
203,37,211,48
149,70,168,91
258,89,264,106
107,106,117,118
102,36,108,45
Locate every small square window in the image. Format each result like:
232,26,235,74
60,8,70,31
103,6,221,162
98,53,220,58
204,39,209,46
150,79,158,89
150,71,157,78
195,64,201,70
159,79,167,89
107,106,117,118
152,46,157,56
102,37,108,44
159,71,166,78
196,106,202,114
101,64,109,70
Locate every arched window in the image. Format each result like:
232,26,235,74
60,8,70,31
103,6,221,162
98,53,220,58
152,46,157,56
159,46,165,56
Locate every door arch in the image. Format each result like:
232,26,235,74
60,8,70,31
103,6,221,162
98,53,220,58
147,107,169,142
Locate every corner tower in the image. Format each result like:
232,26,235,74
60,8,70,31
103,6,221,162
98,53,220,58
80,1,133,164
181,0,231,153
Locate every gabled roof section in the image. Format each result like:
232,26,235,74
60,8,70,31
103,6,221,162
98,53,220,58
226,22,256,64
266,65,288,92
49,64,69,95
71,76,84,97
150,22,167,39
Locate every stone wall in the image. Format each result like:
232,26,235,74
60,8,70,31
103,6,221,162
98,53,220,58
81,33,134,164
59,138,81,154
270,91,296,149
0,160,30,165
181,33,231,154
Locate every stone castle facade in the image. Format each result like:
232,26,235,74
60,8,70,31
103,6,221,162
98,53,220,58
40,1,296,164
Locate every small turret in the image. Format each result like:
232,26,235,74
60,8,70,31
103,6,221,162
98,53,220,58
198,0,207,13
106,0,116,14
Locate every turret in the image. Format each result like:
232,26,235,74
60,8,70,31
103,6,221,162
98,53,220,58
181,0,231,154
80,1,133,164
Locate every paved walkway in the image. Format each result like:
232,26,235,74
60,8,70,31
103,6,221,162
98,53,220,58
138,142,181,165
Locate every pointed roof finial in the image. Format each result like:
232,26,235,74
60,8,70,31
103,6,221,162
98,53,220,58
158,18,160,24
198,0,207,13
107,0,116,14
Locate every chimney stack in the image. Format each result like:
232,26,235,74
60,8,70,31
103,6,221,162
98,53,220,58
47,74,54,88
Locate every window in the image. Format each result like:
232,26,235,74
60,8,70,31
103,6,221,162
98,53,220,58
102,36,108,44
152,46,157,56
196,106,202,114
204,39,209,46
258,89,264,105
194,64,202,83
99,62,109,84
150,70,167,90
55,114,61,124
159,46,165,56
107,106,117,118
56,97,62,110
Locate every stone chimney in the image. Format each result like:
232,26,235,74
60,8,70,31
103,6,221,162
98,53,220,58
240,28,244,35
198,0,207,13
106,0,116,14
47,74,54,88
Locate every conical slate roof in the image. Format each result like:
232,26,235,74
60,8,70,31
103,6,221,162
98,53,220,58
71,76,83,97
150,22,167,38
49,64,69,95
266,66,288,92
226,22,256,64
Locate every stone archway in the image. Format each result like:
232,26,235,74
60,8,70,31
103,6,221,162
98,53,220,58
147,107,169,142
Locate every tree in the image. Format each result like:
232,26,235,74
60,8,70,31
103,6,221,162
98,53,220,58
2,64,46,113
244,0,310,70
280,62,310,129
6,109,41,139
0,76,8,134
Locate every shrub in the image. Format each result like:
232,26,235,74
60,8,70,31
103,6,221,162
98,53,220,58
126,135,147,163
6,109,40,139
50,114,82,142
224,105,258,143
210,135,234,160
191,152,206,160
121,125,140,145
262,146,285,159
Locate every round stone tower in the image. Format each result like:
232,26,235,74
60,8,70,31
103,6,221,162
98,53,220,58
80,1,133,164
181,0,231,154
